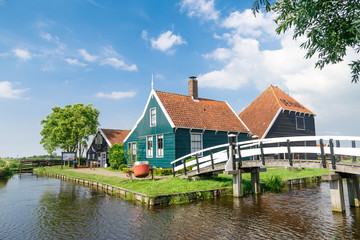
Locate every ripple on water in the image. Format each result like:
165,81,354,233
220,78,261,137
1,175,360,239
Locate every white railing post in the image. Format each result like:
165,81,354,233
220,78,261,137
225,134,237,171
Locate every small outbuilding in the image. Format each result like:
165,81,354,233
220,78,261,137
239,85,316,139
239,86,316,160
86,128,130,167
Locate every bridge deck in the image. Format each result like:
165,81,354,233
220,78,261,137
176,160,360,178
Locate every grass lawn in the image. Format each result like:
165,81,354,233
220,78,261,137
37,166,329,195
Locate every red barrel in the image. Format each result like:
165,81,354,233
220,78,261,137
132,161,150,178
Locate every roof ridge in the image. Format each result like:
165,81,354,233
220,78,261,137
155,90,226,103
269,85,282,108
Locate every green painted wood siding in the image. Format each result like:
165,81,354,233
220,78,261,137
175,128,249,159
124,94,175,168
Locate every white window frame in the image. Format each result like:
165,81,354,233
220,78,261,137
128,142,137,161
190,133,203,157
156,134,164,158
146,136,153,158
296,116,305,130
150,107,156,127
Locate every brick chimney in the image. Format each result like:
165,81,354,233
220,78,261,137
188,76,198,100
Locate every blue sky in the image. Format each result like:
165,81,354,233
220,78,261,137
1,0,359,158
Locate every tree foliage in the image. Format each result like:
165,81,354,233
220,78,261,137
40,104,100,159
109,143,125,169
253,0,360,83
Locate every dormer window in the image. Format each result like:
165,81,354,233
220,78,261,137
150,107,156,127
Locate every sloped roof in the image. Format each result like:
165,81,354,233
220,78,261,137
100,128,130,146
239,86,314,139
155,90,249,132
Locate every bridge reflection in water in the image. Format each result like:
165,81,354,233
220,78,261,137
172,135,360,212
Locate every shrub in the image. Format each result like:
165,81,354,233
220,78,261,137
264,175,283,193
0,159,6,168
109,143,125,169
119,163,127,171
153,168,173,176
0,166,13,178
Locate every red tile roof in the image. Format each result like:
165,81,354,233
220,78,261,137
239,86,314,138
155,90,248,132
100,128,130,146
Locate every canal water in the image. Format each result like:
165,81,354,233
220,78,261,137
1,174,360,240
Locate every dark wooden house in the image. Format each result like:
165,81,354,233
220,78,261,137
124,77,250,168
86,128,130,167
239,85,315,139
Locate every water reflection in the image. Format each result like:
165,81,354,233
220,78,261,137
0,177,9,188
0,174,360,239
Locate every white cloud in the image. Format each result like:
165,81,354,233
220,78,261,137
222,9,277,38
197,8,360,136
78,48,98,62
65,58,87,67
203,47,232,61
141,30,148,40
95,91,136,99
40,32,53,41
180,0,219,21
100,57,137,71
0,81,29,99
151,31,186,53
12,48,32,60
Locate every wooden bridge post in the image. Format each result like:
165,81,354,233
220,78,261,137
233,170,243,197
237,145,242,168
287,140,292,166
225,134,237,171
172,164,175,177
260,142,265,165
195,154,200,174
346,174,360,208
322,173,346,212
251,168,261,194
336,140,341,162
329,139,336,170
320,139,326,168
352,141,357,162
210,151,214,170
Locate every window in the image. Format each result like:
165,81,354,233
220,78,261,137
191,133,203,156
150,107,156,127
128,142,137,161
146,136,153,158
296,116,305,130
156,135,164,157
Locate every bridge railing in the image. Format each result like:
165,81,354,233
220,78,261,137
171,136,360,176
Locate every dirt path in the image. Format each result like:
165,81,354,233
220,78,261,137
67,167,171,180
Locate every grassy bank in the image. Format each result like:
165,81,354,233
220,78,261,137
36,166,329,196
0,158,20,178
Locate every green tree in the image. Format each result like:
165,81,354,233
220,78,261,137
253,0,360,83
109,143,125,169
40,104,100,161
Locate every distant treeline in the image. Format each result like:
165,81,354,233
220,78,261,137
24,155,61,160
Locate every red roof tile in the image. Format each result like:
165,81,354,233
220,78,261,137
239,86,314,138
155,90,248,132
100,128,130,146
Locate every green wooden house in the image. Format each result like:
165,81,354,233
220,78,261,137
124,77,250,168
